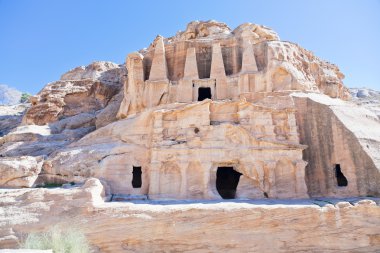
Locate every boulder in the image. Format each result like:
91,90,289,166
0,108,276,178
0,156,43,187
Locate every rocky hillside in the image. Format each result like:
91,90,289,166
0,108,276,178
0,103,30,137
350,87,380,118
24,61,125,126
0,61,125,187
0,84,23,105
0,20,379,252
0,85,31,137
0,20,378,192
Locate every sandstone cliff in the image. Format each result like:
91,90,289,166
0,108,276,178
0,62,125,187
24,61,124,126
294,93,380,197
0,20,379,252
0,21,378,198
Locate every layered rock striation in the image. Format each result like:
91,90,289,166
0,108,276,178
24,61,124,126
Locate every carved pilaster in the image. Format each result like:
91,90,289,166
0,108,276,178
210,43,228,100
241,41,258,73
178,47,198,102
148,36,168,81
126,52,144,115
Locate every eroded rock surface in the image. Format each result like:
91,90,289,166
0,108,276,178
23,61,124,126
43,97,308,199
294,93,380,197
0,20,378,201
1,20,380,253
0,62,125,176
0,180,379,252
0,156,43,187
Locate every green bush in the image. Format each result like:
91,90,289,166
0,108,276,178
20,226,90,253
20,93,31,103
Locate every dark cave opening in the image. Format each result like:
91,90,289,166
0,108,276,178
335,164,348,187
132,166,142,188
198,87,212,101
216,167,242,199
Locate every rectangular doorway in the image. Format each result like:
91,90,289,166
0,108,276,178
132,166,142,188
198,87,212,101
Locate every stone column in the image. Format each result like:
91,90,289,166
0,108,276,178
126,52,144,115
238,41,258,95
203,162,221,199
210,43,228,100
263,161,276,197
148,36,168,82
178,47,198,102
287,113,300,143
241,41,258,73
144,36,170,108
179,162,188,198
184,47,199,79
295,160,309,198
148,162,161,199
238,74,250,94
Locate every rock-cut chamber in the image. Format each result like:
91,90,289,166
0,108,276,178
198,87,212,101
335,164,348,187
132,166,142,188
216,167,242,199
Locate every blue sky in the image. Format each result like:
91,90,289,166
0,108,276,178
0,0,379,94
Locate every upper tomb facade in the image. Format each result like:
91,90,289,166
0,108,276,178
118,20,349,117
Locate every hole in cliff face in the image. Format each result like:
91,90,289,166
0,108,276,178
132,166,142,188
335,164,348,187
198,87,212,101
216,167,242,199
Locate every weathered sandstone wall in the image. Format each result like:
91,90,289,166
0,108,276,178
117,21,349,118
0,179,379,252
293,93,380,197
0,21,378,201
42,98,308,199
